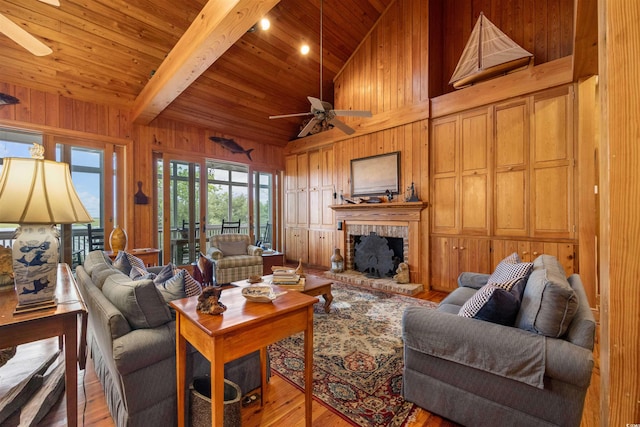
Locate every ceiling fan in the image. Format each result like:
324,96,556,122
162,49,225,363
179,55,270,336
0,0,59,56
268,0,372,138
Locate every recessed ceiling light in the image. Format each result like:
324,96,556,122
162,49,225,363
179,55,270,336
260,18,270,31
301,44,310,55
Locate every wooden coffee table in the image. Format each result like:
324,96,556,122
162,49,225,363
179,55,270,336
170,287,317,427
233,274,334,313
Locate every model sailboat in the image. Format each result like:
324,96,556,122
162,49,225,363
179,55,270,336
449,13,533,89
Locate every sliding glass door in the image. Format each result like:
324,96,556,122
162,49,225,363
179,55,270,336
158,159,201,266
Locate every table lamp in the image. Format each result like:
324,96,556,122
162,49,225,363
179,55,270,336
0,146,92,312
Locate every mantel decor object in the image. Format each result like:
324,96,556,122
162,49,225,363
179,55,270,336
109,225,128,255
0,146,92,312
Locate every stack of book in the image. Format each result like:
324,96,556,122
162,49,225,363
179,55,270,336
271,270,300,284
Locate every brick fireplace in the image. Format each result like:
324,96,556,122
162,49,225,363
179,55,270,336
328,202,428,293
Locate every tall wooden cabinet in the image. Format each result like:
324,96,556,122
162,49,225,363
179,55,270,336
285,147,335,267
430,86,577,291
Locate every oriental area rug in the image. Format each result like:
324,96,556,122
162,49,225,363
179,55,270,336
268,282,437,427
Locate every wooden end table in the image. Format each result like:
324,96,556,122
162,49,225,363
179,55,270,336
170,287,317,427
234,274,334,313
0,264,87,427
261,250,285,275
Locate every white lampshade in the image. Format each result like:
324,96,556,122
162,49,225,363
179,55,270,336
0,157,93,225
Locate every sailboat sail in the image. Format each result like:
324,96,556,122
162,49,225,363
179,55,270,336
449,13,533,89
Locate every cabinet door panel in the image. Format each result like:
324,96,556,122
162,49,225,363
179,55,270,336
491,240,521,268
322,188,334,226
533,94,570,163
461,174,488,232
430,237,456,291
321,147,334,187
308,150,321,189
494,170,527,236
432,118,458,175
495,101,528,168
432,176,457,232
532,166,571,236
458,238,491,275
461,112,488,171
309,189,321,227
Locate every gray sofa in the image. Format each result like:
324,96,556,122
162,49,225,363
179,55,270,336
76,251,262,427
402,254,596,427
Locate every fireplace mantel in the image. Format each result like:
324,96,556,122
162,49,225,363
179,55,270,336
330,201,427,222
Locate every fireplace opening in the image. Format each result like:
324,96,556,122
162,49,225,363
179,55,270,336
353,233,404,278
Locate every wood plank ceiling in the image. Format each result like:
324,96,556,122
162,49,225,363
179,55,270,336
0,0,394,146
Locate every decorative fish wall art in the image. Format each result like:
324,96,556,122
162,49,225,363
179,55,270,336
209,136,254,161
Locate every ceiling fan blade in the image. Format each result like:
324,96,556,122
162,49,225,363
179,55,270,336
298,118,319,137
37,0,60,6
0,13,52,56
269,112,312,119
332,109,372,117
307,96,326,112
331,118,356,135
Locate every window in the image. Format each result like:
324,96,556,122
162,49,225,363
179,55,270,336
207,162,249,227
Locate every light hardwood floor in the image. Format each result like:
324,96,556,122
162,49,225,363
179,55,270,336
1,278,600,427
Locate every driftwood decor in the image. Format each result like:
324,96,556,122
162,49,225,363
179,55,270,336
0,350,60,424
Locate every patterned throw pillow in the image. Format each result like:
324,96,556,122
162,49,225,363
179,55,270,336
172,265,202,297
486,253,533,291
113,251,147,276
155,269,188,303
458,284,521,326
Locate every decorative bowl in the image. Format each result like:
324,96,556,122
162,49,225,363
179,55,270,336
242,285,284,303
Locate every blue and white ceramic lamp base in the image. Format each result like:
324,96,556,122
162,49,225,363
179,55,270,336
12,224,59,309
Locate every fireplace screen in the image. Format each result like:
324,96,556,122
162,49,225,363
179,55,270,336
353,232,403,277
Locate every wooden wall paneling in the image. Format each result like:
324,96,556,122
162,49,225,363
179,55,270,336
577,76,599,308
0,83,14,121
58,97,74,130
44,92,60,128
417,119,430,288
600,1,640,423
13,86,30,123
28,90,47,125
428,0,442,99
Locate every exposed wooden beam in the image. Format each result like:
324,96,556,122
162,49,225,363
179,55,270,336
132,0,281,125
573,0,599,80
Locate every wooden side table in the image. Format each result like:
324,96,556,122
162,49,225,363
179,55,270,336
0,264,87,427
261,250,285,275
105,248,161,266
170,287,317,427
